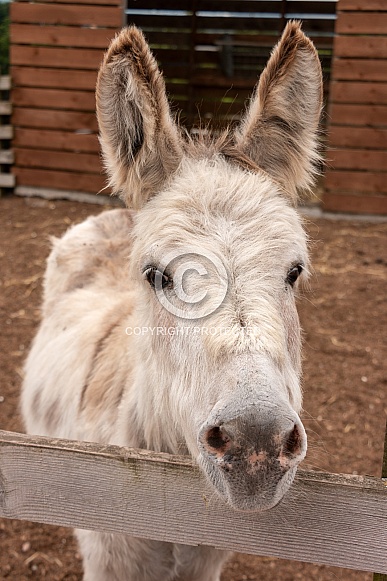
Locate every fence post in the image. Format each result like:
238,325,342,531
373,419,387,581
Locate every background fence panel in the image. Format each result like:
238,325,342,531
10,0,123,201
125,0,336,128
323,0,387,215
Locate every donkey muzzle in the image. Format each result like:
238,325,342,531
197,404,307,512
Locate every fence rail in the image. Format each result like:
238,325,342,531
0,429,386,575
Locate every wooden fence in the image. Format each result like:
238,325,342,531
323,0,387,215
125,0,337,127
10,0,123,201
9,0,336,202
0,429,387,576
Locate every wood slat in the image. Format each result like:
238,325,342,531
12,87,95,112
11,67,97,91
335,36,387,59
329,104,387,127
0,76,11,91
10,23,118,49
330,82,387,105
333,59,387,83
15,148,101,174
325,170,387,194
328,149,387,172
0,174,16,188
11,46,103,71
10,3,121,28
338,0,387,10
0,126,13,139
323,192,387,215
336,13,387,35
14,128,100,153
328,126,387,149
17,0,120,4
0,151,14,165
13,167,105,193
0,102,12,115
1,430,387,574
12,107,98,132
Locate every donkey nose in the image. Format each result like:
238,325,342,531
199,416,307,470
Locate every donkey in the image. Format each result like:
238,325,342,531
22,21,322,581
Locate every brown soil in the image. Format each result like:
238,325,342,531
0,195,386,581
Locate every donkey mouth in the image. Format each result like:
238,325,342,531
199,452,298,513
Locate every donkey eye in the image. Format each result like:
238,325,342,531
286,264,303,286
144,266,173,290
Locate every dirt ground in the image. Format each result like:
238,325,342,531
0,195,386,581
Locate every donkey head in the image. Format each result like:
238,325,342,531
96,22,322,512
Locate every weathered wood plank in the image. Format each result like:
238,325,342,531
11,45,103,71
325,171,387,194
330,81,387,106
0,174,15,188
338,0,387,10
13,128,100,153
0,430,387,574
328,126,387,150
336,12,387,35
16,0,121,5
335,36,387,59
328,104,387,127
10,23,118,49
12,87,95,112
0,126,13,139
0,75,11,91
333,59,387,83
323,192,387,215
328,148,387,172
15,147,101,174
0,101,11,115
10,3,121,28
12,107,98,132
0,151,14,165
13,167,105,193
11,66,97,91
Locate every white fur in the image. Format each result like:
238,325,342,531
22,22,322,581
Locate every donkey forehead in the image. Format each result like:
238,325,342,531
132,157,309,267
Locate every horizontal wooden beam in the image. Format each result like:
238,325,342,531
338,0,387,11
322,191,387,215
336,12,387,35
0,430,387,574
10,3,121,28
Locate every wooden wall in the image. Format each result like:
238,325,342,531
10,0,123,199
323,0,387,215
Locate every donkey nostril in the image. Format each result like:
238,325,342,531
282,424,303,458
205,426,231,453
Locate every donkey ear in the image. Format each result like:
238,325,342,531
234,21,323,202
96,27,183,209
